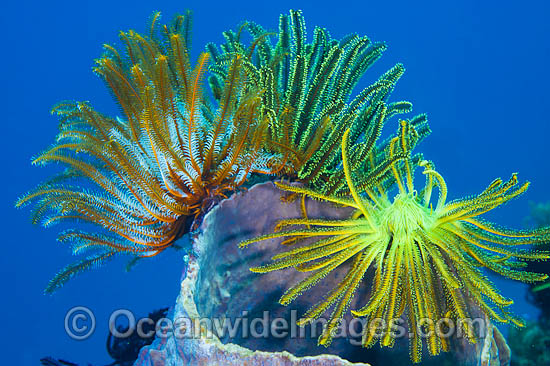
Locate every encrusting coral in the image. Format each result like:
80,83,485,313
240,123,550,363
508,320,550,366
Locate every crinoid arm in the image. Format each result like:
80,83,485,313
17,11,277,292
207,10,430,192
239,122,550,363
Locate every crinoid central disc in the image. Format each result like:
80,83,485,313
378,193,435,243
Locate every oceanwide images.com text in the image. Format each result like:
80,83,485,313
64,306,487,344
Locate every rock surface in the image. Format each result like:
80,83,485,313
134,181,511,366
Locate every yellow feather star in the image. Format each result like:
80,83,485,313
240,121,550,363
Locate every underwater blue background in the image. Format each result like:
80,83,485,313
2,0,550,364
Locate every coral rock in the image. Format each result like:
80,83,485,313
135,182,511,366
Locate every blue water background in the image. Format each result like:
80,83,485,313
2,0,550,364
